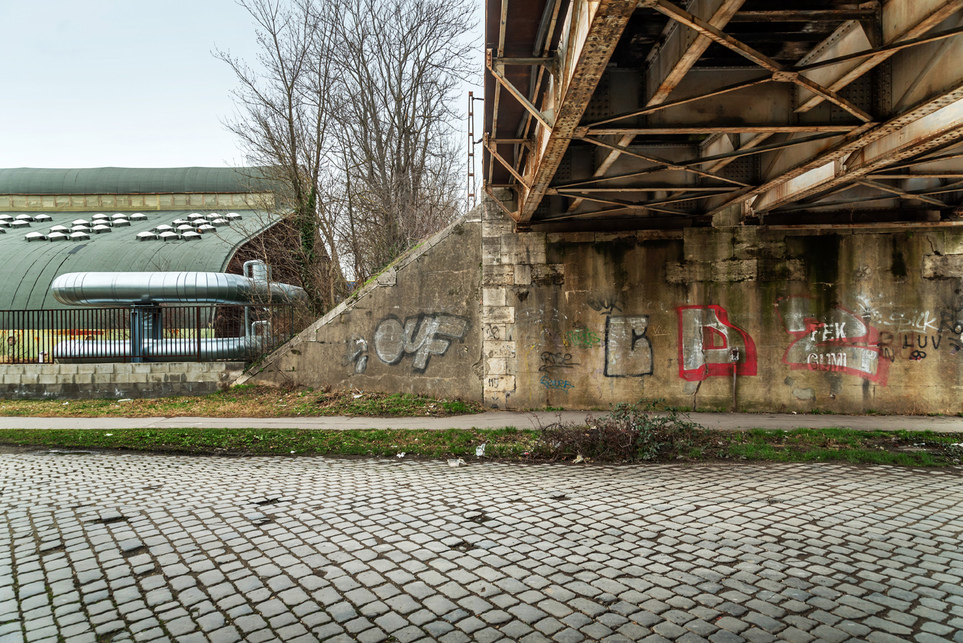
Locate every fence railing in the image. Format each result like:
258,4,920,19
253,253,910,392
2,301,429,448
0,304,301,364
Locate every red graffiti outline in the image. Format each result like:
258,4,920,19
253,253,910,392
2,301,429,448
676,305,757,381
775,296,889,385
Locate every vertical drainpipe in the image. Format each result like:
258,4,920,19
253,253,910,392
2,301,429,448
730,347,740,412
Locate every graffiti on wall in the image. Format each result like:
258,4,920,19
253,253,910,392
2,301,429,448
540,375,575,391
373,314,469,373
351,313,468,374
776,296,889,384
539,352,578,372
676,306,757,381
587,295,622,315
347,337,368,374
604,315,653,377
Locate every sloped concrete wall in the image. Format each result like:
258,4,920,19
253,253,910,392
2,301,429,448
242,212,484,400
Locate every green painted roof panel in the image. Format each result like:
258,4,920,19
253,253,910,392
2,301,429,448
0,167,270,195
0,210,279,310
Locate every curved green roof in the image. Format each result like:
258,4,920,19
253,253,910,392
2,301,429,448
0,210,280,310
0,167,270,195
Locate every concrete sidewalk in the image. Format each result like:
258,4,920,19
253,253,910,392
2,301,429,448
1,411,962,432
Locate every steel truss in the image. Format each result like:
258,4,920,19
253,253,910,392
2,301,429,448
484,0,963,228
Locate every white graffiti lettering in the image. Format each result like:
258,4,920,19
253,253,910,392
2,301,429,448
373,314,469,372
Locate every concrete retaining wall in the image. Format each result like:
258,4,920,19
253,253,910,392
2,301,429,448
242,212,483,400
481,197,963,414
243,196,963,415
0,362,245,399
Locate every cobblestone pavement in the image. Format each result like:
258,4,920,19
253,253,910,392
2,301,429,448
1,452,962,643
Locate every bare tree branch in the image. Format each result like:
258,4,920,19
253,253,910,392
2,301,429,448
217,0,476,308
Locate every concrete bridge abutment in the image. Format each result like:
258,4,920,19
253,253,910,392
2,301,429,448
247,198,963,415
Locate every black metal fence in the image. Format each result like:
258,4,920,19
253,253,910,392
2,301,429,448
0,304,300,364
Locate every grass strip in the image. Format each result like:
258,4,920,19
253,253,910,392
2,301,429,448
0,426,960,466
0,386,483,419
0,427,537,459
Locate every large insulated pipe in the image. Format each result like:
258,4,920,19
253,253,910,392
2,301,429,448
51,267,305,306
50,261,303,362
52,337,276,362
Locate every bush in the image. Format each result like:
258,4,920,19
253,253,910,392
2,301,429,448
534,400,705,462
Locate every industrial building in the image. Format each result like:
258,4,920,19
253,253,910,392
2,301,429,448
0,167,280,310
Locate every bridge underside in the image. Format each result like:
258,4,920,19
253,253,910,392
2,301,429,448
484,0,963,230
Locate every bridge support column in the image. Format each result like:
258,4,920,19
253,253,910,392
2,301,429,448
481,193,518,409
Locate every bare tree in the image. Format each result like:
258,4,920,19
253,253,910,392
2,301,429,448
331,0,475,278
219,0,475,305
216,0,347,313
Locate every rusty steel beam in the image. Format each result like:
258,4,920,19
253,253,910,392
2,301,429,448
487,57,554,131
561,190,733,211
645,0,746,107
484,138,532,189
708,80,963,215
918,179,963,195
483,0,510,188
587,76,772,127
514,0,639,224
567,38,753,213
642,0,875,122
513,0,565,161
750,89,963,212
858,179,948,206
586,125,861,135
773,195,903,212
796,0,963,113
795,25,963,75
867,172,963,178
556,186,736,192
883,151,963,170
565,0,743,216
484,184,517,218
729,5,879,22
581,136,750,186
552,133,842,192
703,133,771,174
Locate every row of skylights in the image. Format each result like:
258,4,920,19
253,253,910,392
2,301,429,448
12,212,244,242
138,212,243,241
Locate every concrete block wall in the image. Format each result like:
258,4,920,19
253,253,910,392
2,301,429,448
0,362,245,399
495,203,963,414
481,195,519,409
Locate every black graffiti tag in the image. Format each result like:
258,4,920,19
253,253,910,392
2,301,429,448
538,351,578,372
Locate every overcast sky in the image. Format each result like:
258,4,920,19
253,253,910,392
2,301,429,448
0,0,483,170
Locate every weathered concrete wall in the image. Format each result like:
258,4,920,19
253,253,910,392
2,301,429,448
482,197,963,414
245,197,963,414
242,213,483,400
0,362,244,399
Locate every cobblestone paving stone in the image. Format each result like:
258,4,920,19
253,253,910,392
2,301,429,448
1,451,962,642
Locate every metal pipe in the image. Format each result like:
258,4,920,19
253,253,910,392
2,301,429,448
48,261,300,362
51,269,306,306
53,335,279,362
